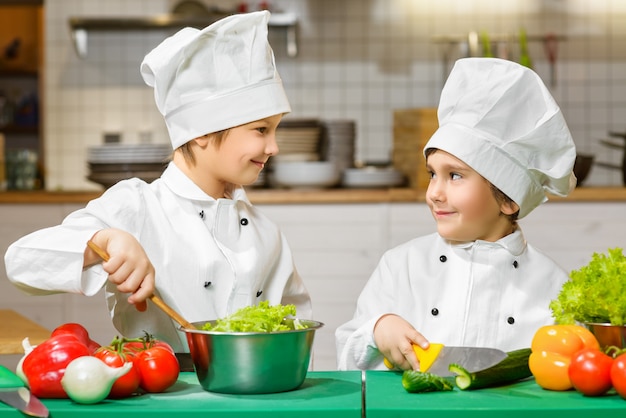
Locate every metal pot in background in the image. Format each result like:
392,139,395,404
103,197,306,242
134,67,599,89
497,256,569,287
573,154,594,187
595,130,626,185
584,322,626,350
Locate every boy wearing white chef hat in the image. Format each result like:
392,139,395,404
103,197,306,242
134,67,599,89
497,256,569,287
336,57,576,371
5,11,311,352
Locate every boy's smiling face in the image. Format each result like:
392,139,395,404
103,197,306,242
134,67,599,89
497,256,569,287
186,114,282,198
208,114,282,186
425,149,519,243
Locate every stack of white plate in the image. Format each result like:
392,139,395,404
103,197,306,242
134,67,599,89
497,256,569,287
275,119,321,158
320,120,356,173
342,166,406,188
86,143,171,188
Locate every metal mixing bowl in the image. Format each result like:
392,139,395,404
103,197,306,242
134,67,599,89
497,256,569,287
182,319,324,394
584,322,626,349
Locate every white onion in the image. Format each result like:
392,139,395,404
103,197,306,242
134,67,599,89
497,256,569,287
61,356,132,404
15,337,35,386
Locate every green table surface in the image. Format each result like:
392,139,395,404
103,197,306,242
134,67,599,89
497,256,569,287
0,371,362,418
365,370,626,417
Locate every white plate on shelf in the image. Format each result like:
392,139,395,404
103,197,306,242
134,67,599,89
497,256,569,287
272,161,340,189
342,167,406,188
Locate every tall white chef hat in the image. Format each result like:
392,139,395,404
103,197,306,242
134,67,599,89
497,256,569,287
140,10,291,149
424,57,577,219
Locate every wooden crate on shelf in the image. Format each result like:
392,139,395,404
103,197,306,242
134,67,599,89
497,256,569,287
392,108,438,191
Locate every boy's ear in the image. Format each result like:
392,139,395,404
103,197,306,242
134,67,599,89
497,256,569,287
192,135,210,148
501,200,520,216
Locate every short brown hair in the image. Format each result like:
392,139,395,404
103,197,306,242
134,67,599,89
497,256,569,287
490,183,519,223
175,130,229,165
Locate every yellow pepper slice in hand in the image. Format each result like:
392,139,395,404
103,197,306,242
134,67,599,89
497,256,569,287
384,343,445,371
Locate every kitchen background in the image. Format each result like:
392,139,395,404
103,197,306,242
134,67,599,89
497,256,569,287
38,0,626,190
1,0,626,372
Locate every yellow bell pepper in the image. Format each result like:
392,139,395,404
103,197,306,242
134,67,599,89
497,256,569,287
384,343,444,371
528,324,599,391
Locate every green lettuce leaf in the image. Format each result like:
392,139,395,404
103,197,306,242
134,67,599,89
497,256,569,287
201,301,306,332
550,247,626,325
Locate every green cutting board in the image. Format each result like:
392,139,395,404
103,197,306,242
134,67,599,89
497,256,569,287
0,371,362,418
365,371,626,417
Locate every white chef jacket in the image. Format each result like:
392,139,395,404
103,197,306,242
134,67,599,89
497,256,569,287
5,163,311,352
335,229,567,370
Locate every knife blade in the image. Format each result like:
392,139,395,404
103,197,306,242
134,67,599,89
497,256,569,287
425,345,507,377
0,365,49,417
384,343,507,377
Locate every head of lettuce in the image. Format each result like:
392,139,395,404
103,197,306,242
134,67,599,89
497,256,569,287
550,247,626,326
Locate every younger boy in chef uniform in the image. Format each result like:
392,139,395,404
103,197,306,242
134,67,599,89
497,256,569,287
5,11,311,352
336,57,577,371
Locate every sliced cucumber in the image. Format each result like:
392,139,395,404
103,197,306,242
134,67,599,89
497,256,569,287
402,370,454,393
449,348,532,390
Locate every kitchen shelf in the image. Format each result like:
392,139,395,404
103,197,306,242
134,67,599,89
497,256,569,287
68,12,298,58
0,124,38,135
0,69,38,78
2,187,626,205
431,33,567,45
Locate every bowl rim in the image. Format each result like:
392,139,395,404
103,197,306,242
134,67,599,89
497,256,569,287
180,318,324,335
583,322,626,327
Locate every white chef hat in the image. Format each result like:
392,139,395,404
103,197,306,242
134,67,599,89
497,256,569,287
424,57,577,219
140,10,291,149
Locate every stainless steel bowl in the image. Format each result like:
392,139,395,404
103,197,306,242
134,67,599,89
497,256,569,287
181,319,323,394
584,322,626,349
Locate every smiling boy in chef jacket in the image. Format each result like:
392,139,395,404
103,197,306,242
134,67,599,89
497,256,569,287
335,58,577,371
5,11,311,352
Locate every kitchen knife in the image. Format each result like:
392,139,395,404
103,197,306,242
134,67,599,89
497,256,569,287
0,365,49,417
384,343,508,377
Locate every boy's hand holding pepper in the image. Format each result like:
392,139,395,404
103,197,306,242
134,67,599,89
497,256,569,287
374,313,429,371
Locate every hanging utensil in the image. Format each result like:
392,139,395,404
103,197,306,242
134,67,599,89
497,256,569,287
467,31,479,57
519,28,533,69
481,31,493,58
440,41,456,87
599,139,626,150
496,34,511,60
543,33,558,87
86,240,197,330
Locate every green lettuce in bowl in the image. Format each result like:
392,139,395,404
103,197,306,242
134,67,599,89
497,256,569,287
550,247,626,326
201,301,309,332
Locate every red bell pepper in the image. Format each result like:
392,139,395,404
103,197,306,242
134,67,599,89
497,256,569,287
51,322,101,353
22,333,91,398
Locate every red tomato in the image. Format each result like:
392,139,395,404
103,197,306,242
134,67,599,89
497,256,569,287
568,348,613,396
123,336,175,354
611,353,626,399
93,347,140,398
134,346,179,393
151,340,175,353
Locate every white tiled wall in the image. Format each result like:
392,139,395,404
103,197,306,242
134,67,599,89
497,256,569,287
42,0,626,190
2,200,625,370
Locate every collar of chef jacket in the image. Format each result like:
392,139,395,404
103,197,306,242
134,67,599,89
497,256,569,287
160,161,250,203
447,228,526,256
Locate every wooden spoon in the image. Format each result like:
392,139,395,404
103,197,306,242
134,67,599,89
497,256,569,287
86,240,196,330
